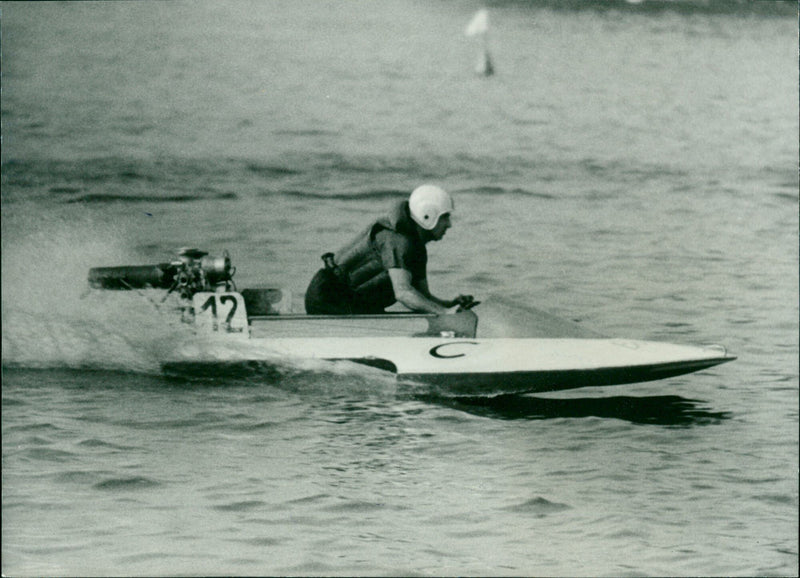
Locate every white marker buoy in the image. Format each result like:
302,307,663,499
465,9,494,77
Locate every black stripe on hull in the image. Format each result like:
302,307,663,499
401,357,736,396
162,356,734,394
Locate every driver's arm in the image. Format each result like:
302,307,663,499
416,278,456,309
388,268,450,314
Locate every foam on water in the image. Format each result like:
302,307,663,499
167,331,400,386
1,212,189,373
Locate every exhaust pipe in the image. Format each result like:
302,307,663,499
87,249,234,295
88,264,176,290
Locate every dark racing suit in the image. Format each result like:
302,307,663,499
305,201,427,314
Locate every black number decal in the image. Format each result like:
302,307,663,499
200,295,217,316
220,295,238,326
197,294,243,333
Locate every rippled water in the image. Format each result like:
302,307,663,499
2,1,797,576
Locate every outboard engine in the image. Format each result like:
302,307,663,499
88,248,235,300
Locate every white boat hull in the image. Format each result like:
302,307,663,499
164,332,734,396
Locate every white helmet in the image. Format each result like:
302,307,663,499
409,185,454,230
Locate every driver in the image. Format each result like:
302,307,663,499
305,185,474,315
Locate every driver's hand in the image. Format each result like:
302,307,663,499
452,294,476,309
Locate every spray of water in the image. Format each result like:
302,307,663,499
1,211,187,373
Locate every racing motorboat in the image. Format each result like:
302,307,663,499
87,249,736,396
